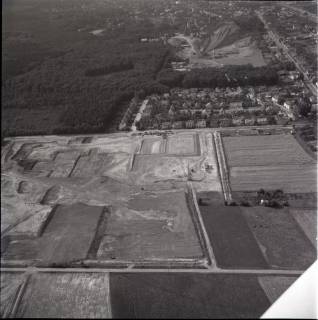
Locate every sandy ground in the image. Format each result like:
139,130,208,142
1,131,221,264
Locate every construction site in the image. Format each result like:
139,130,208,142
1,128,316,318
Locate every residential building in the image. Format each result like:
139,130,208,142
196,120,206,128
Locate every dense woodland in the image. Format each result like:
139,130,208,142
2,0,281,137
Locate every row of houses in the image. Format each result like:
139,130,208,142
146,114,283,131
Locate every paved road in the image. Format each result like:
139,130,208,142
0,267,304,275
256,10,317,97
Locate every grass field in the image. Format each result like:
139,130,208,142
198,192,268,269
110,273,270,318
241,207,316,270
223,134,317,193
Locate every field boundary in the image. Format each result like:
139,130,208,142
213,131,232,204
187,182,217,268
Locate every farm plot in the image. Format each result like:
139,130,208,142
230,165,317,193
97,190,204,261
258,276,298,304
198,192,268,269
289,208,317,247
14,272,111,318
223,135,315,167
241,207,316,270
0,272,25,318
222,134,317,193
36,203,104,265
110,273,270,319
166,133,200,156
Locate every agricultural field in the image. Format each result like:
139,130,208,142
14,272,111,318
198,192,268,269
222,134,317,193
110,273,271,318
241,207,316,270
2,271,299,319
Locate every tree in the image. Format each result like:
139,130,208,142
298,96,312,117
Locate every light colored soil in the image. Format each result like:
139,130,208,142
140,138,164,154
1,132,220,264
97,191,203,260
131,155,189,184
166,133,199,155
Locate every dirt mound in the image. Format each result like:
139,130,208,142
201,22,240,54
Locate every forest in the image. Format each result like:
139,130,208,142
2,0,279,137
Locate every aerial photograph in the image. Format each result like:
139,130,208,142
1,0,317,318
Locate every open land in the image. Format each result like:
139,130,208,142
1,131,221,268
1,129,316,318
2,0,317,317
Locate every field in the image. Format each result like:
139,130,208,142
166,133,200,155
222,134,317,193
132,155,189,184
140,138,165,154
288,208,317,248
140,133,200,156
241,207,316,270
258,276,297,304
198,192,268,269
223,135,315,167
15,272,111,318
3,271,300,318
110,273,270,318
0,272,25,318
97,190,204,262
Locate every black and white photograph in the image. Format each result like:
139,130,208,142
1,0,317,318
